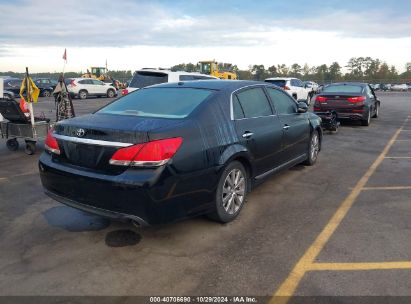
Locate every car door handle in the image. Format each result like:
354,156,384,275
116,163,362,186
283,125,290,130
242,132,254,139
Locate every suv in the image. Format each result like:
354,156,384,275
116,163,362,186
67,78,117,99
122,69,217,95
265,77,311,104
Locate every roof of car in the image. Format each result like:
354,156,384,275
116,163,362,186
135,69,217,78
151,80,270,91
265,77,298,81
326,82,368,87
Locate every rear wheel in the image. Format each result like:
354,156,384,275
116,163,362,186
78,90,88,100
24,141,36,155
303,130,320,166
6,138,19,151
208,161,248,223
372,103,379,118
361,110,371,126
107,89,115,98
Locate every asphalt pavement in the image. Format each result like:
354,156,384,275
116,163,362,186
0,92,410,302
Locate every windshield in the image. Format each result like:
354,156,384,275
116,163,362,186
129,71,168,88
323,85,364,93
98,87,214,119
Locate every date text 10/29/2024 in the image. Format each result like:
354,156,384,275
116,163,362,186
149,297,258,303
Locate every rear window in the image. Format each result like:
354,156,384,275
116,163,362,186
98,87,213,119
265,80,286,87
323,85,364,93
129,71,168,88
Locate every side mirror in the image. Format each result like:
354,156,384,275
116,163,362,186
297,102,308,113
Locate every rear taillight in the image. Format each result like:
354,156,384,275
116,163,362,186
69,80,76,87
283,86,290,90
347,96,366,103
122,89,128,96
109,137,183,167
45,129,60,155
315,96,328,103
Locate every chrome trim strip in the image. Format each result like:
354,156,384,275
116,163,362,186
53,134,133,147
255,154,307,180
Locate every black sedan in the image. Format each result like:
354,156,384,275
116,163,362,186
313,82,380,126
39,80,322,225
3,78,54,98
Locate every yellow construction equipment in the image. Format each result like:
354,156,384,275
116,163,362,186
198,60,237,80
81,67,112,82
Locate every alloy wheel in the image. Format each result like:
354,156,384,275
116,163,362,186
222,168,245,215
310,132,320,162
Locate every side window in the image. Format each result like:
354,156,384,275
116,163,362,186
92,80,102,85
267,87,298,115
179,75,194,81
297,79,304,87
78,79,89,84
366,86,374,98
233,95,245,119
235,87,272,118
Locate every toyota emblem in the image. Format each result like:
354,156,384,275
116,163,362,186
76,128,86,137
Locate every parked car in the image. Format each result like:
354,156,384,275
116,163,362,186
380,84,392,91
391,84,408,92
122,69,218,95
407,84,411,91
67,78,117,99
304,81,320,94
39,80,322,225
3,90,15,100
313,82,380,126
370,84,380,91
34,78,58,97
3,77,54,98
3,78,22,96
264,77,311,104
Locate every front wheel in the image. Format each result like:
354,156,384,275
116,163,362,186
303,130,320,166
42,90,51,97
208,161,248,223
6,138,19,151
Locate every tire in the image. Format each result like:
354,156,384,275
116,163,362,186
303,130,320,166
208,161,248,223
372,103,379,118
24,141,36,155
78,90,88,100
42,90,51,97
6,139,19,151
361,110,371,126
107,89,115,98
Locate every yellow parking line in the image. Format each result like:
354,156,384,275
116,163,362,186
362,186,411,191
309,262,411,271
269,124,404,304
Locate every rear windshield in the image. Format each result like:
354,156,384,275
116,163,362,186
129,71,168,88
323,85,363,93
98,87,213,119
265,80,286,87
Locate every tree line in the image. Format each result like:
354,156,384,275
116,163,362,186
171,57,411,83
1,57,410,84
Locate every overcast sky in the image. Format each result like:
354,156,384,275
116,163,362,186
0,0,410,73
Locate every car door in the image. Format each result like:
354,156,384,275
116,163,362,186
91,79,105,95
233,86,283,175
365,85,377,114
266,87,310,162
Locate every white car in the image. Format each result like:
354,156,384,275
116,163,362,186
264,77,311,104
122,69,218,95
391,84,408,92
304,81,319,94
67,78,117,99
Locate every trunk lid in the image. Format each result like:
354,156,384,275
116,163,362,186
53,113,182,173
315,94,365,112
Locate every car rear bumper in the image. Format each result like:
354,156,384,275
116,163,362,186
39,153,217,225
